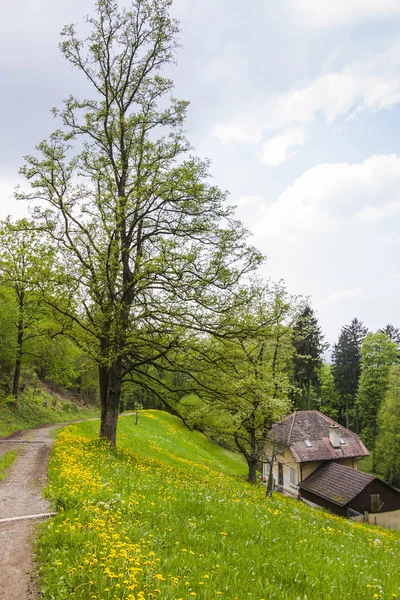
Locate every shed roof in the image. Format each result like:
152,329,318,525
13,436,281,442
270,411,369,463
298,462,374,506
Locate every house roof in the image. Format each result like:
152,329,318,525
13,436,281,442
298,462,375,506
270,410,369,463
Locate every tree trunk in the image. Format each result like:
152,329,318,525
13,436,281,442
266,462,274,496
355,402,359,434
12,312,24,398
99,358,122,447
247,459,258,484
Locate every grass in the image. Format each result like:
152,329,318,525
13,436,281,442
0,387,99,437
0,449,19,480
36,410,400,600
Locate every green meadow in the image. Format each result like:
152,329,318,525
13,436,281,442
36,411,400,600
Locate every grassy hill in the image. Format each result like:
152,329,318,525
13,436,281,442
37,411,400,600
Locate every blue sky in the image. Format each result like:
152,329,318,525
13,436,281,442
1,0,400,346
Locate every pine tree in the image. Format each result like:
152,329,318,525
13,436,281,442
292,304,326,410
379,324,400,350
332,318,368,431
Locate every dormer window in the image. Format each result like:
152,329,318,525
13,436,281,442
305,439,312,448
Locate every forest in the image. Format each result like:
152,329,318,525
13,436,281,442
1,0,399,489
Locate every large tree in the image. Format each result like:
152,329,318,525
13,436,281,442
332,318,368,431
291,304,325,410
19,0,261,445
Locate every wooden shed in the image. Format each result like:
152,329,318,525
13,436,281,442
298,462,400,517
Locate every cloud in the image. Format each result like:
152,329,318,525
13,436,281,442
253,154,400,242
324,288,363,306
212,44,400,164
259,127,307,166
289,0,400,28
390,273,400,280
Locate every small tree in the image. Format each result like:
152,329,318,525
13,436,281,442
0,219,54,398
182,282,296,483
317,363,340,421
357,332,398,466
375,366,400,486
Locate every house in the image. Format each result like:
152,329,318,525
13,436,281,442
298,461,400,517
262,410,369,497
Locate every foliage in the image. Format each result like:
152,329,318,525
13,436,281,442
0,218,55,397
36,411,400,600
291,304,326,410
19,0,262,445
315,363,340,421
0,386,99,437
380,324,400,352
0,449,19,481
375,366,400,487
178,282,296,483
356,332,398,454
332,318,368,430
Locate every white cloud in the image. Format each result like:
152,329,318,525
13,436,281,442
324,288,363,306
290,0,400,28
253,154,400,241
212,114,263,145
212,43,400,162
390,273,400,280
259,127,307,166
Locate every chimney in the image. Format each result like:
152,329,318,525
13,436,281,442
329,425,341,449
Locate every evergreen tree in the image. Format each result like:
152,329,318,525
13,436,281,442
379,324,400,350
292,304,325,410
356,332,398,467
332,318,368,431
375,366,400,486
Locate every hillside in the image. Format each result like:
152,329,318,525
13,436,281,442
0,386,99,437
37,411,400,599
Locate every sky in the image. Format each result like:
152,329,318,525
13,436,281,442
1,0,400,348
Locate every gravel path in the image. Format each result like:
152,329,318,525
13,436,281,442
0,425,60,600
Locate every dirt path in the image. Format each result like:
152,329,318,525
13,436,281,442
0,425,61,600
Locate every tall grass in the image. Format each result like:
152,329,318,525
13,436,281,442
36,411,400,600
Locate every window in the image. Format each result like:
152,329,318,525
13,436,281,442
340,438,345,445
305,439,312,448
289,467,296,486
263,461,271,476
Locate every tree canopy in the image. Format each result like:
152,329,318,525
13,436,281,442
19,0,262,445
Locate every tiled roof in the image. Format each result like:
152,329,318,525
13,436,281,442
298,462,374,506
270,411,369,463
